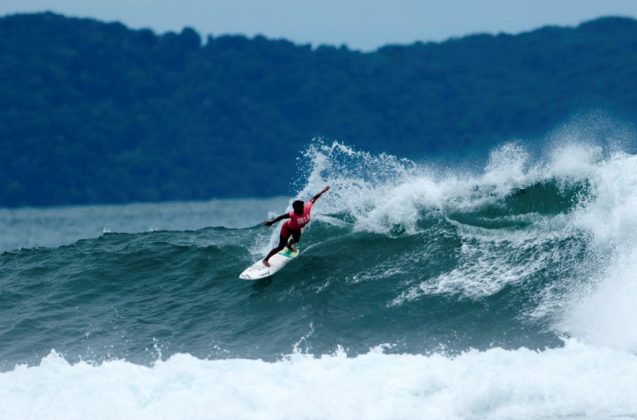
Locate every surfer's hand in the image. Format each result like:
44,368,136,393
264,220,273,227
323,186,330,193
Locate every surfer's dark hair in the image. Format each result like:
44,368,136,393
292,200,304,214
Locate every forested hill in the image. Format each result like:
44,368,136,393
2,13,637,206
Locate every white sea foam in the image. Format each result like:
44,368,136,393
560,247,637,351
559,152,637,351
296,141,555,235
1,341,636,420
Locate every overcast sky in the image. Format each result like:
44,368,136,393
2,0,637,50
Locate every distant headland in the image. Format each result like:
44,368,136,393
1,12,636,206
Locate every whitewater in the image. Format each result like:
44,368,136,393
2,135,637,419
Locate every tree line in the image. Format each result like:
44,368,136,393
1,12,637,206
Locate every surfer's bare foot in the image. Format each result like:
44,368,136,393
263,259,271,267
287,245,297,252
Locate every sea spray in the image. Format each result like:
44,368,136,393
3,138,637,418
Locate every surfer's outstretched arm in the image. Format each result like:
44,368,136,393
264,213,290,226
310,186,330,203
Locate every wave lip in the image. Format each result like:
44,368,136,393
2,341,637,420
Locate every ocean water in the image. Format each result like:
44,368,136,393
2,140,637,419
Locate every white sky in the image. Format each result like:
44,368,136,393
1,0,637,50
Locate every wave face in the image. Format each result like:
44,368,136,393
3,139,637,418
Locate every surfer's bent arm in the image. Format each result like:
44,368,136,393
310,186,330,204
265,213,290,226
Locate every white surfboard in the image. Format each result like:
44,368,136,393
239,247,299,280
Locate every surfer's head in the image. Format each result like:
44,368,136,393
292,200,304,215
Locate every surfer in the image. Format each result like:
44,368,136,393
262,186,330,267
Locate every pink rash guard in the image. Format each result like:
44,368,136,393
284,201,313,231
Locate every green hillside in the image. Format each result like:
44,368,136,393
2,12,637,206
